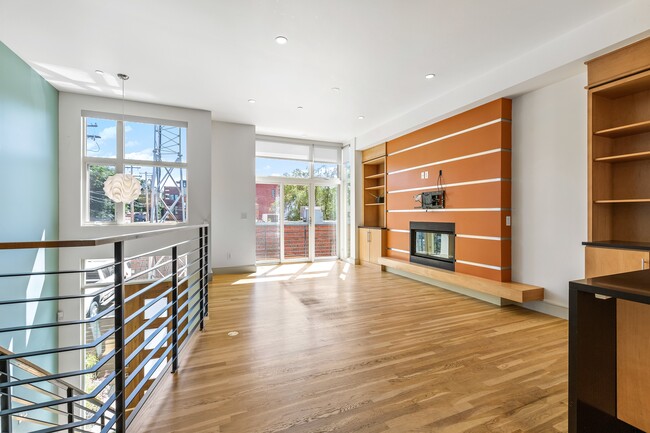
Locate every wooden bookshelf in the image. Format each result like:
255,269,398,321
594,150,650,163
588,39,650,246
361,144,387,228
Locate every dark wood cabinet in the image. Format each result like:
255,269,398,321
569,270,650,433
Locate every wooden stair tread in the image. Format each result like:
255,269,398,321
378,257,544,303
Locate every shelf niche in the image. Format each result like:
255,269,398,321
361,144,386,228
589,66,650,244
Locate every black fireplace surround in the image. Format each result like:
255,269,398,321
410,222,455,271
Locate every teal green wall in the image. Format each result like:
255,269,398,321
0,41,59,383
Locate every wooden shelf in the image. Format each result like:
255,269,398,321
594,120,650,138
365,185,385,191
365,202,385,206
365,173,385,180
378,257,544,303
595,151,650,163
594,199,650,204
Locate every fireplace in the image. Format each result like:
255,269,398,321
410,222,455,271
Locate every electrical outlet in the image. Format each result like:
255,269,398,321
420,172,425,179
424,171,429,179
506,216,511,226
57,311,64,322
241,212,247,219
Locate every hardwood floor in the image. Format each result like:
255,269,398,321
129,262,568,433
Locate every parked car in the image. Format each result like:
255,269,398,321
85,260,132,318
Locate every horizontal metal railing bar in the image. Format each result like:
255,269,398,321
124,259,172,284
124,288,173,326
0,261,117,280
124,235,199,263
125,314,174,367
0,305,116,334
0,349,115,389
11,394,71,417
0,328,115,362
177,287,203,318
178,307,203,340
125,343,174,407
32,394,117,433
0,224,208,250
123,274,171,305
177,275,201,302
125,329,173,388
0,371,116,417
0,284,116,306
100,414,117,433
14,413,57,427
123,300,172,348
124,287,174,323
178,254,202,275
1,347,115,413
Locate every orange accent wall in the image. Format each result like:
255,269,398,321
385,99,512,282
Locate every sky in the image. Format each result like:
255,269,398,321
86,117,187,187
85,117,187,162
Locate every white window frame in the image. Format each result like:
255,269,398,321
82,111,189,225
255,137,342,262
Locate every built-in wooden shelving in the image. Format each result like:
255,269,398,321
361,144,387,228
595,150,650,163
594,120,650,138
594,199,650,204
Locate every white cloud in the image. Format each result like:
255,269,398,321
126,140,139,148
125,149,154,160
100,126,116,141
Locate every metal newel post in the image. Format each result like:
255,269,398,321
199,227,205,331
171,246,179,373
0,359,12,433
113,241,126,433
204,226,209,319
66,387,73,433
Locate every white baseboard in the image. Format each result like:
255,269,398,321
212,265,256,275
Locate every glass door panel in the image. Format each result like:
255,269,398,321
283,184,310,261
315,185,338,258
256,184,280,262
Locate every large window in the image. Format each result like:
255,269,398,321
255,138,341,262
83,113,188,224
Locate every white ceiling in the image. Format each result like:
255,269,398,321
0,0,638,144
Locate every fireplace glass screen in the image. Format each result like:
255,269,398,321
414,231,455,261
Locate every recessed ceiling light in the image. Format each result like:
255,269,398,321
95,70,104,75
297,106,303,109
358,116,365,120
275,36,288,45
331,87,341,93
425,73,436,79
248,99,256,104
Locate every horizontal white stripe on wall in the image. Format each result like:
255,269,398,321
456,260,511,271
388,208,509,213
387,248,409,254
388,177,510,194
388,148,509,176
387,229,409,233
387,118,511,157
456,234,511,241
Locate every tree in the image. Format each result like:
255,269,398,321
88,166,116,221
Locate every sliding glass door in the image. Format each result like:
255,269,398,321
283,184,310,262
314,185,338,259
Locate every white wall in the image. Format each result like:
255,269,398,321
211,121,256,271
57,93,212,380
511,72,588,319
